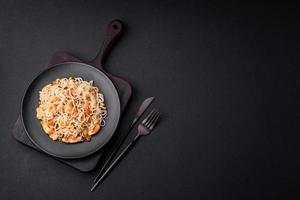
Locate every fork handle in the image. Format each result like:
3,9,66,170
94,124,137,182
91,134,140,191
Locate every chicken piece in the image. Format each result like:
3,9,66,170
89,123,100,135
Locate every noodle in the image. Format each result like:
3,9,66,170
36,77,107,143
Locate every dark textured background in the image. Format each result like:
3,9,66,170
0,1,298,199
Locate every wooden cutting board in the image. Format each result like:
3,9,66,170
12,20,132,172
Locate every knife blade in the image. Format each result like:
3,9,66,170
128,97,155,130
93,96,155,182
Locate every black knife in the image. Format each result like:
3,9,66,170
93,97,155,182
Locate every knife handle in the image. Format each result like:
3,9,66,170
91,20,123,68
94,124,133,182
91,134,140,191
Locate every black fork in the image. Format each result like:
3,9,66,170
91,109,160,191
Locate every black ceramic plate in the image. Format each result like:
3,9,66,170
21,62,121,159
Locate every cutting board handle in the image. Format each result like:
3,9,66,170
91,20,123,68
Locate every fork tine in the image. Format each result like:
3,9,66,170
142,110,154,125
146,111,159,128
149,113,159,130
145,110,158,127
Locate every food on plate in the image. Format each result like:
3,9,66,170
36,77,107,143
